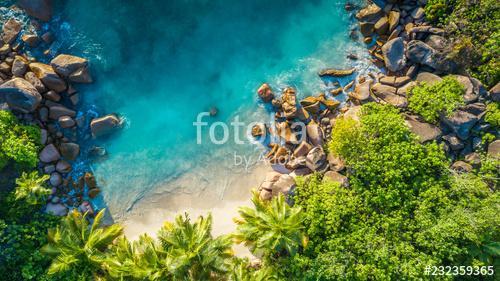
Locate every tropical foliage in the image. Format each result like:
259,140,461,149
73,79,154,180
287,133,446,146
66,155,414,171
42,209,123,280
14,171,51,206
0,110,41,170
282,104,500,280
408,76,464,123
233,191,307,260
425,0,500,87
107,214,233,280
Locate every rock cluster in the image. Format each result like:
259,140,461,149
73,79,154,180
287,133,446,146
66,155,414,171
255,0,500,199
255,83,348,200
0,10,122,216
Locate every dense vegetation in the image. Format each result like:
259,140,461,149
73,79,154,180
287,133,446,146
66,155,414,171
424,0,499,87
284,104,499,280
408,76,464,123
0,110,41,171
0,110,58,281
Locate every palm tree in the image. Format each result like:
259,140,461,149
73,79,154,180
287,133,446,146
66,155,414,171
42,209,123,280
228,258,280,281
233,191,307,259
158,213,233,280
106,213,233,280
14,171,51,205
106,234,179,280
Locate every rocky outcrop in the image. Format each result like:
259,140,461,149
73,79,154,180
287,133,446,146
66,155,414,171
0,78,42,112
51,54,92,83
406,40,455,72
29,63,66,92
382,38,406,72
441,110,479,140
405,115,442,143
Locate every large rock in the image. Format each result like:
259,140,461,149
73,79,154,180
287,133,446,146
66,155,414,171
406,40,455,72
59,142,80,161
50,54,92,83
293,141,312,157
271,174,296,196
0,78,42,112
45,203,67,216
350,79,372,102
425,35,448,51
24,72,47,93
257,83,274,103
56,160,72,173
49,105,76,120
281,87,298,119
405,115,442,143
305,146,327,171
12,56,28,77
18,0,52,21
90,114,121,137
387,11,400,32
450,161,473,173
372,83,407,108
374,16,389,35
453,75,477,103
441,110,479,140
306,122,324,146
382,38,406,72
487,140,500,158
318,68,355,77
360,22,374,37
29,63,66,92
323,171,349,187
356,4,383,22
415,72,442,85
2,18,21,44
39,144,61,163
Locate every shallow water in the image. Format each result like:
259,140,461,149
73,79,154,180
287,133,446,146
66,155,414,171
53,0,373,217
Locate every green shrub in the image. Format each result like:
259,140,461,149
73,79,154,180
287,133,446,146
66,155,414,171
408,76,465,123
0,110,41,170
425,0,500,87
485,102,500,128
285,104,499,280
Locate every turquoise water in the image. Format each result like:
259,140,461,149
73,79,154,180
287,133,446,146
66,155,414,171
53,0,371,216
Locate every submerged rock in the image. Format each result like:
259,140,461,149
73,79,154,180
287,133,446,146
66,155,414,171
59,142,80,161
318,68,356,77
18,0,53,21
257,83,274,102
90,114,122,137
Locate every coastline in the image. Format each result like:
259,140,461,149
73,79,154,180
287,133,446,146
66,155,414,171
120,161,271,257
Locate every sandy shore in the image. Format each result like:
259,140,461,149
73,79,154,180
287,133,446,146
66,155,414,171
119,161,271,256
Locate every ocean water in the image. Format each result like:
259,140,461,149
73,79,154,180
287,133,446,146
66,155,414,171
52,0,373,217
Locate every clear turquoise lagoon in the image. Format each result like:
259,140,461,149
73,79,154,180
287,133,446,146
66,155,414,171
54,0,372,218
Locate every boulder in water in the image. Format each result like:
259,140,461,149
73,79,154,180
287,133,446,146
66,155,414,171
18,0,53,21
